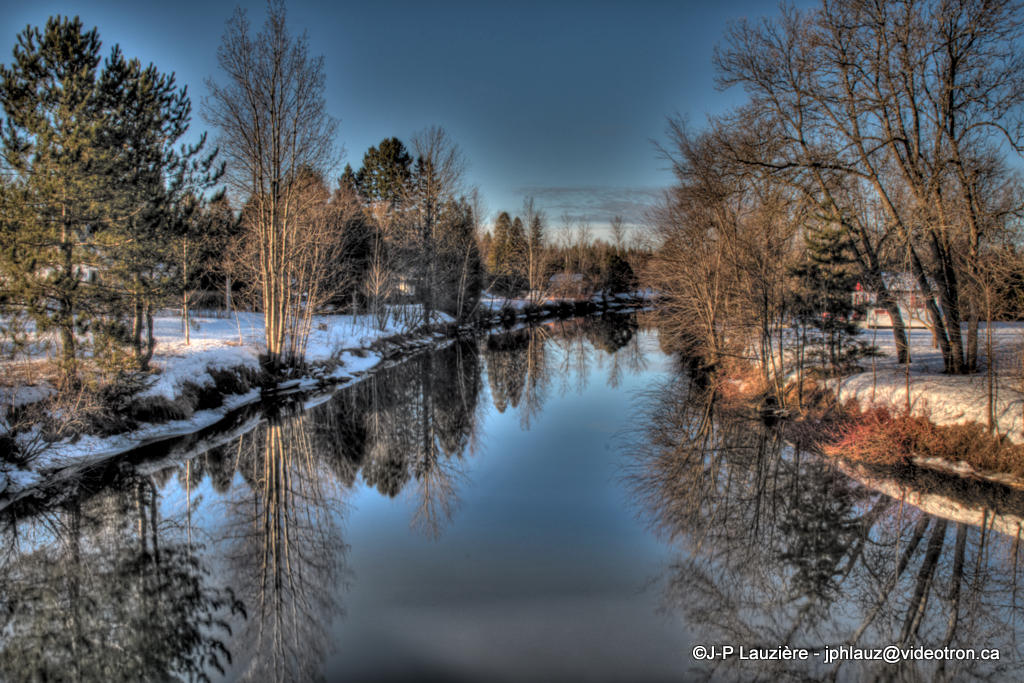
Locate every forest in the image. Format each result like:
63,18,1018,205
0,3,644,409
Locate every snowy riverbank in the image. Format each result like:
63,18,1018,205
837,323,1024,443
0,309,451,498
0,295,651,502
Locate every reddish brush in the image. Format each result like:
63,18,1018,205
822,406,1024,478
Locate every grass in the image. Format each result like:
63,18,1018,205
819,403,1024,480
706,358,1024,485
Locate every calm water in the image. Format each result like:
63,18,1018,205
2,314,1024,682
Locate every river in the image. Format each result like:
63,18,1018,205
1,313,1022,682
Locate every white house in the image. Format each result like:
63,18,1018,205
853,273,933,329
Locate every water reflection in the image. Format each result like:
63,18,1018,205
484,316,645,427
330,338,483,537
0,476,243,681
630,378,1024,681
0,313,652,682
224,411,348,682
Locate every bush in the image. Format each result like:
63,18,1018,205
822,406,1024,478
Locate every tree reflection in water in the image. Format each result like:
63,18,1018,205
629,376,1024,681
0,475,243,681
483,314,644,428
329,339,484,538
0,313,655,682
223,407,348,683
222,338,487,680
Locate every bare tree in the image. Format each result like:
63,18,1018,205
610,214,627,253
716,0,1024,374
652,121,803,399
714,11,911,364
203,0,338,370
408,126,465,325
363,202,397,330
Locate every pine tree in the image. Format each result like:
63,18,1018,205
356,137,412,206
200,194,242,311
489,212,513,275
0,17,117,384
528,214,543,253
436,197,482,319
0,17,216,378
99,46,218,369
339,164,359,195
330,173,373,311
527,213,545,298
598,251,637,295
790,223,864,374
509,217,527,271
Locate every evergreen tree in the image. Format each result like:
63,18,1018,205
356,137,412,206
331,173,374,311
339,163,359,195
200,194,242,310
527,213,546,298
489,211,513,275
0,16,215,378
0,17,120,383
528,214,543,253
99,46,218,369
790,224,864,374
435,197,483,319
509,217,527,271
479,231,494,273
598,251,637,295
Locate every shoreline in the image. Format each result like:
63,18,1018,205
0,298,647,509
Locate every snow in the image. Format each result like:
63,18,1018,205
130,311,420,400
0,307,454,501
836,323,1024,443
478,290,650,313
0,383,54,409
29,388,262,472
837,458,1024,536
480,295,534,312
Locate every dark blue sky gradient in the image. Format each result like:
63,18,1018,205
0,0,804,234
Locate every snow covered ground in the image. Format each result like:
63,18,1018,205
837,323,1024,443
0,308,451,498
138,310,423,399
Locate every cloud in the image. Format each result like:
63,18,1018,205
513,186,665,228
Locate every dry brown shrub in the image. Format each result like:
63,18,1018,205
822,406,1024,478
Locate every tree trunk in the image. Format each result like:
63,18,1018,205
899,518,948,643
143,300,155,369
58,216,77,386
182,237,190,345
967,312,979,373
873,286,909,364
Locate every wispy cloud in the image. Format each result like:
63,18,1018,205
514,186,665,228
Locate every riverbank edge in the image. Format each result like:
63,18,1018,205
712,374,1024,534
762,376,1024,495
0,298,648,507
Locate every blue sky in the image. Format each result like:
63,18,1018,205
0,0,799,235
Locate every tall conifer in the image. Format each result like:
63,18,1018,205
0,17,114,383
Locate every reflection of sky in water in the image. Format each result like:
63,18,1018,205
329,329,687,681
138,318,687,681
14,315,1023,682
